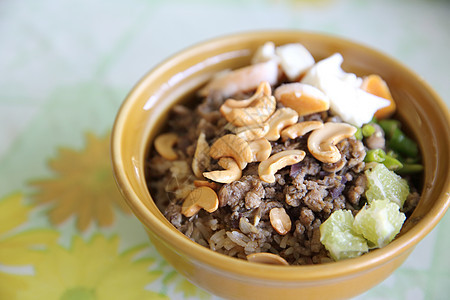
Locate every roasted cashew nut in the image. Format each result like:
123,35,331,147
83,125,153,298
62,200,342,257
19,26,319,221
209,134,253,170
193,180,218,190
246,252,289,265
322,159,346,173
154,132,178,160
307,122,357,163
264,107,299,141
199,60,279,98
269,207,292,235
219,81,277,127
181,186,219,217
234,123,269,141
203,157,242,184
280,120,324,141
248,138,272,162
258,150,306,183
274,83,330,117
192,132,210,178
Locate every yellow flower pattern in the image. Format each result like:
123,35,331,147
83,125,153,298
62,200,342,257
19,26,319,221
15,235,166,300
0,192,31,235
0,193,59,299
30,132,130,231
0,273,29,300
0,134,207,299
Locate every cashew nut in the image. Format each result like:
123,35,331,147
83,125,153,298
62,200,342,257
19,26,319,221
269,207,292,235
248,138,272,162
264,107,299,141
246,252,289,265
203,157,242,184
154,132,178,160
258,150,306,183
234,123,269,141
192,132,210,178
274,83,330,117
280,120,324,141
220,81,276,127
181,186,219,217
199,60,279,98
209,134,252,170
193,180,218,190
322,159,346,173
307,122,357,163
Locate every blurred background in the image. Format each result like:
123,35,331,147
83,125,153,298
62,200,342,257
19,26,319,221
0,0,449,299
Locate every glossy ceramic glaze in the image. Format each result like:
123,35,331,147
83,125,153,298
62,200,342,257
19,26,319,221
111,31,450,300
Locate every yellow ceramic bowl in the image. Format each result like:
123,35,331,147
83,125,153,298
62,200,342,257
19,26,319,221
111,31,450,300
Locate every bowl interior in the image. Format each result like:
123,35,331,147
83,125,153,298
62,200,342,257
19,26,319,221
112,31,450,281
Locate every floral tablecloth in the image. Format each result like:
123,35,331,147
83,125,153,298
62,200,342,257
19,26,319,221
1,0,449,299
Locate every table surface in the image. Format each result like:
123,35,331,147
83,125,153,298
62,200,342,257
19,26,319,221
1,0,449,299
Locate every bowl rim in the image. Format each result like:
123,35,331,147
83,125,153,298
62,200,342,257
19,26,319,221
111,30,450,282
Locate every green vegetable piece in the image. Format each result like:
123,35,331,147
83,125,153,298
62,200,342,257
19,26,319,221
355,127,363,140
389,128,419,158
365,163,410,208
386,150,398,158
378,119,400,139
362,124,376,137
382,155,403,171
353,199,406,248
320,210,368,261
365,150,403,170
364,149,386,163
